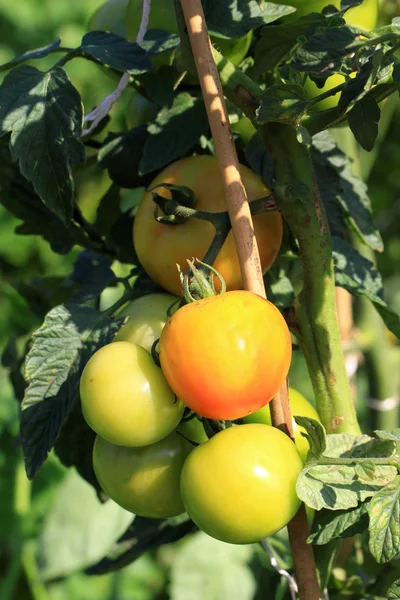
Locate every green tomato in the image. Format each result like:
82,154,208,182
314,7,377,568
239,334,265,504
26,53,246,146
93,432,191,517
88,0,129,39
177,417,208,445
231,115,257,145
180,424,303,544
80,341,184,447
114,293,179,352
280,0,378,29
244,388,320,463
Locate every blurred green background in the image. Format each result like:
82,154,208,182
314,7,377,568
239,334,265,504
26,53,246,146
0,0,399,599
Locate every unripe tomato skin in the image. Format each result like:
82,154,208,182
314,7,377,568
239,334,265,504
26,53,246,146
88,0,128,38
280,0,378,29
80,341,184,447
159,291,292,420
93,432,191,517
244,387,321,462
180,424,303,544
133,156,283,296
114,293,179,352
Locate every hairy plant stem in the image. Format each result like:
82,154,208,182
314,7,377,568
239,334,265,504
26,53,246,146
263,123,360,435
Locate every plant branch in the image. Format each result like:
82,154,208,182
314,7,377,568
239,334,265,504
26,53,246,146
263,123,361,436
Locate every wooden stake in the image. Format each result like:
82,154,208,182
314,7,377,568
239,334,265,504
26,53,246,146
179,1,321,598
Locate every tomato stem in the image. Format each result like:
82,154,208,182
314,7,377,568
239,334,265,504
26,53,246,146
263,123,360,436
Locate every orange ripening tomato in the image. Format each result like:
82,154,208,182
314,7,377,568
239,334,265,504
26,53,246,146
133,156,283,296
159,290,292,420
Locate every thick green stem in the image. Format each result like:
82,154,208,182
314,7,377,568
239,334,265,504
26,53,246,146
263,123,360,435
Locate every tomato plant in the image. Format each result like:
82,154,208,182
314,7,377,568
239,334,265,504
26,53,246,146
134,156,283,296
114,292,179,352
93,432,191,517
244,388,321,462
80,341,184,447
180,424,303,544
2,0,400,597
159,291,292,420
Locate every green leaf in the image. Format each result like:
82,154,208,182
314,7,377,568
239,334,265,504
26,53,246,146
325,432,395,459
21,304,124,479
332,236,384,300
53,402,99,493
369,478,400,564
253,15,327,74
332,236,400,338
68,251,116,304
312,132,383,252
292,27,362,73
170,531,256,600
294,416,326,460
86,515,196,575
387,578,400,599
264,265,295,309
99,125,153,188
308,501,370,545
141,30,180,56
139,65,181,108
375,429,400,442
0,65,84,223
296,463,397,511
139,93,209,175
202,0,295,39
347,95,381,151
0,137,82,254
80,31,152,74
0,38,61,72
312,147,347,238
256,85,309,134
38,470,133,580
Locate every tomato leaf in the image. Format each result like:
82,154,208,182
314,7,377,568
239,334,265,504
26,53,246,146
296,433,397,511
0,137,85,254
53,400,101,494
291,27,363,74
296,463,397,511
0,65,84,224
139,93,209,175
38,470,133,580
170,531,256,600
387,578,400,599
369,478,400,564
21,304,125,479
0,38,61,72
332,236,400,338
308,502,370,545
79,31,152,74
294,416,326,460
86,515,196,575
312,132,383,252
202,0,295,39
68,251,116,304
347,95,381,152
253,13,327,74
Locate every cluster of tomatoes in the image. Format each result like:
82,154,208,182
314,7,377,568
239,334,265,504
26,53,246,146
79,157,321,544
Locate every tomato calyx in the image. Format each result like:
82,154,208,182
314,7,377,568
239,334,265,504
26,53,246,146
181,258,226,302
